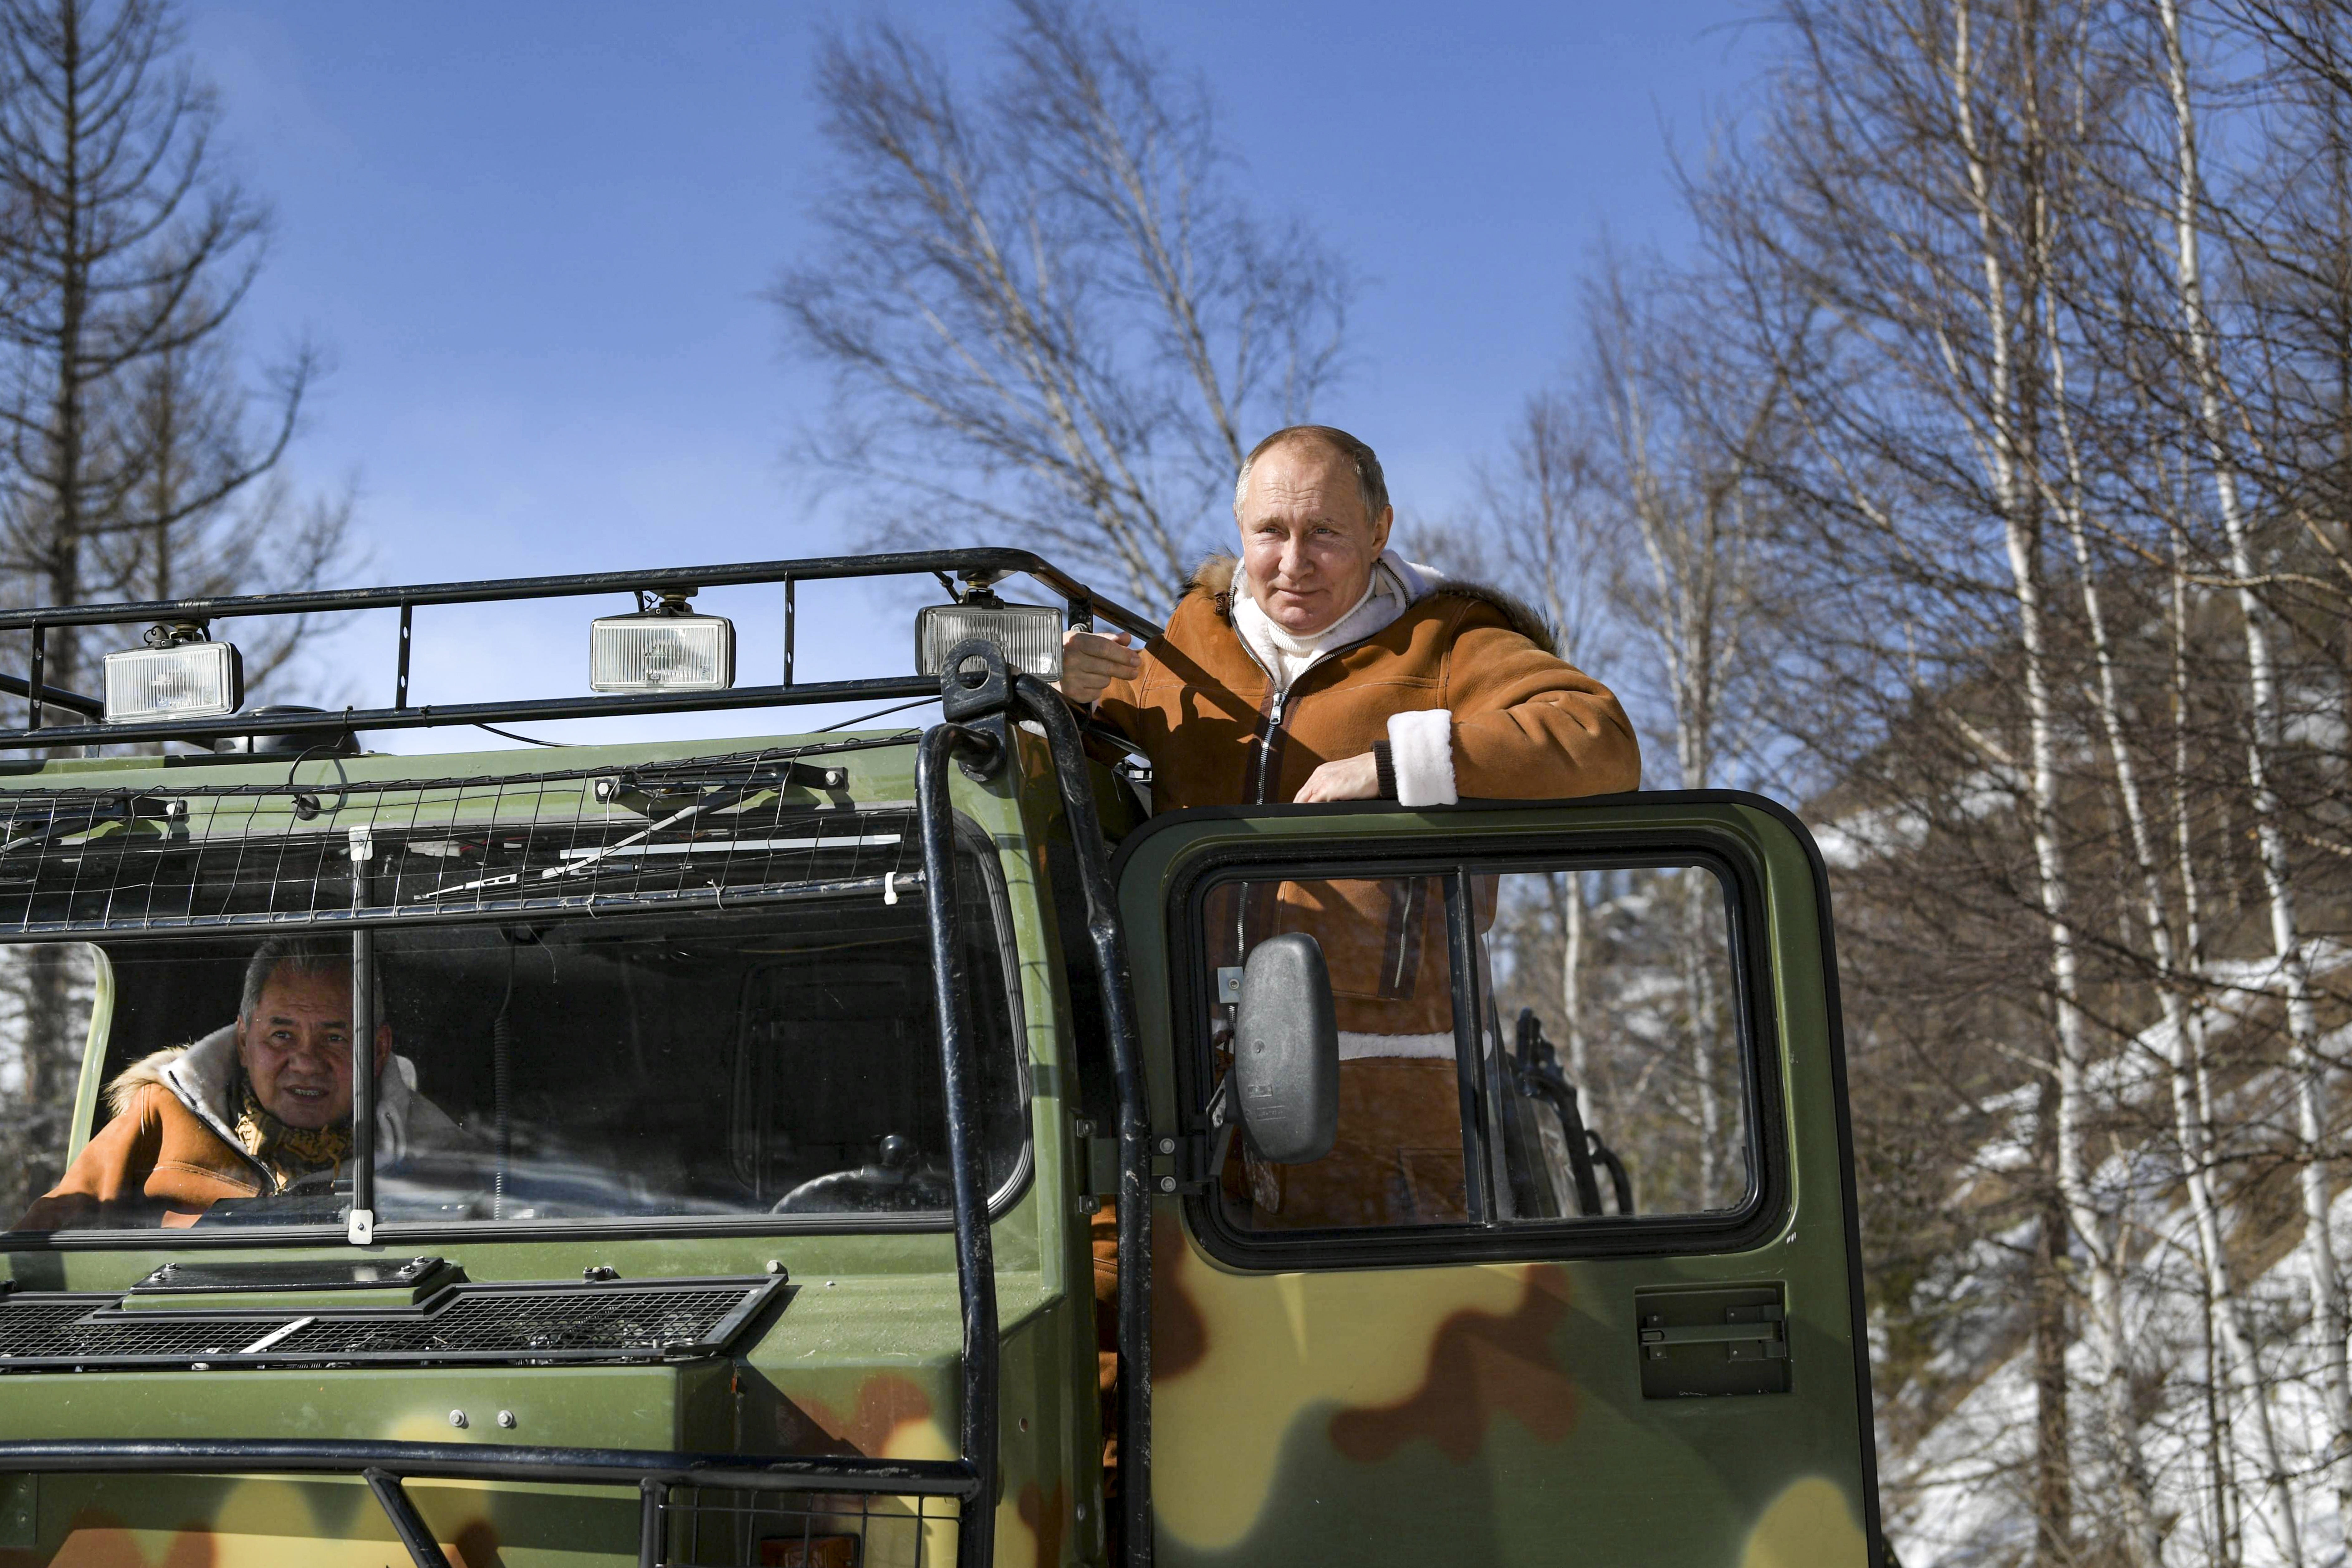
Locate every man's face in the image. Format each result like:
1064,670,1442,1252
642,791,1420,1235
236,965,388,1130
1237,440,1394,636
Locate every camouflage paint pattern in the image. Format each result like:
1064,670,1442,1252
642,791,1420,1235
0,740,1872,1565
1119,802,1874,1567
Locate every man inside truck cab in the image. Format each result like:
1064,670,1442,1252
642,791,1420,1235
15,936,465,1230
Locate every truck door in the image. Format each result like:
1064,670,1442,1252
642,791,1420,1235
1113,794,1880,1568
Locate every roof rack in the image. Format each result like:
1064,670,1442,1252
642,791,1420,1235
0,547,1161,752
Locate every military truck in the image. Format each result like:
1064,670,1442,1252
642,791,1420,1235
0,548,1881,1566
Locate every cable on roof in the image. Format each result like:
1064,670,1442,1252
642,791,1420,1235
474,723,559,748
814,695,937,734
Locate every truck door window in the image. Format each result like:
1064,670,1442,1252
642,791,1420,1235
1198,857,1759,1241
0,941,105,1224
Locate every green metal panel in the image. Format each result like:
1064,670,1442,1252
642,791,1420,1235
1113,799,1874,1568
0,728,1108,1565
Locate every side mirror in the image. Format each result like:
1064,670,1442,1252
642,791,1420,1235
1231,933,1339,1164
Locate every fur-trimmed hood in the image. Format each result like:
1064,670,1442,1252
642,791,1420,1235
105,1024,454,1170
1185,551,1559,656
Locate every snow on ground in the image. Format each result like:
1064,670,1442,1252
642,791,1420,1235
1883,982,2352,1565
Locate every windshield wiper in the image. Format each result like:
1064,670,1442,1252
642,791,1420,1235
412,774,788,902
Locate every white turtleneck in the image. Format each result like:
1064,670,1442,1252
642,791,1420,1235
1231,550,1432,695
1229,549,1459,811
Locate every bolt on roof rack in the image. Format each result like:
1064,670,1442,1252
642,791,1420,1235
0,546,1162,751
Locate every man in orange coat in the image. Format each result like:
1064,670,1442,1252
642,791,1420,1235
1066,425,1639,816
16,936,462,1231
1064,423,1639,1214
1061,423,1639,1478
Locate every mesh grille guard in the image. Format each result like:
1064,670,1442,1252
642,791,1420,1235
0,744,919,936
0,1273,786,1370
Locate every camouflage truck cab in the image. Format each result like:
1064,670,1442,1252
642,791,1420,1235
0,550,1882,1566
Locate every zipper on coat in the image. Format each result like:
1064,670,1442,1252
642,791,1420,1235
1251,687,1289,805
1235,590,1406,805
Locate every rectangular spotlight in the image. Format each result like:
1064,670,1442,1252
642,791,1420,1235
915,601,1064,680
102,641,243,724
590,612,735,694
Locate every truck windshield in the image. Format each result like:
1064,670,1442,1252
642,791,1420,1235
1,880,1027,1236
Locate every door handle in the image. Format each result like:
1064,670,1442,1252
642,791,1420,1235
1639,1311,1789,1358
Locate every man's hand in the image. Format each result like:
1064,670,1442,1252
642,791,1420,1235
1293,752,1380,803
1058,628,1143,705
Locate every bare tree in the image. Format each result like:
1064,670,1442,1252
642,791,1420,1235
771,0,1351,609
98,286,353,693
1688,2,2174,1556
1568,253,1790,1209
1461,0,2352,1559
1445,391,1626,1113
0,0,323,702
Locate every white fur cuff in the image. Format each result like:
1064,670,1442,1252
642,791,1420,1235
1338,1030,1457,1061
1386,708,1457,807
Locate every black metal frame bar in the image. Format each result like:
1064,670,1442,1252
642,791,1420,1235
1439,872,1498,1224
365,1469,455,1568
0,669,98,717
350,828,377,1245
1008,672,1154,1566
0,1439,979,1490
911,645,1155,1565
27,624,45,731
0,548,1161,750
395,602,413,709
914,719,1001,1568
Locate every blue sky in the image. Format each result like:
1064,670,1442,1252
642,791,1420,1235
180,1,1764,749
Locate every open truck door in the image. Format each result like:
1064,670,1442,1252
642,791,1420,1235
1114,794,1883,1567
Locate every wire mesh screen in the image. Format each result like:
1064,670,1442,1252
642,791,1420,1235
654,1486,962,1568
0,1277,779,1368
0,743,922,935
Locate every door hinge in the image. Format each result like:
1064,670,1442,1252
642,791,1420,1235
1162,1131,1219,1194
1083,1133,1120,1199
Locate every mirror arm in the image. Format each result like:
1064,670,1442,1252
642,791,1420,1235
1205,1074,1237,1178
1167,1075,1238,1196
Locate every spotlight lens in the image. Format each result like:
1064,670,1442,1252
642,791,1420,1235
915,602,1064,680
102,642,243,723
590,614,735,694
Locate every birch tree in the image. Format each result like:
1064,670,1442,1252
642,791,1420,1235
1691,2,2167,1554
771,0,1352,609
2156,0,2350,1548
1457,391,1622,1105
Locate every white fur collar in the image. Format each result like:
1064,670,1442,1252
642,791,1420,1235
1233,549,1441,694
131,1024,432,1166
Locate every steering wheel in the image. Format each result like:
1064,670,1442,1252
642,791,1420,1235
772,1134,954,1214
193,1169,348,1226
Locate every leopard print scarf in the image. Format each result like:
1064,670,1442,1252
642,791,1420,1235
233,1076,352,1193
